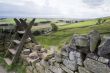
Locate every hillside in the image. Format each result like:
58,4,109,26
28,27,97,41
0,17,110,49
34,17,110,48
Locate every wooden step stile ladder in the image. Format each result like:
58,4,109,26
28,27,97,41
4,18,35,65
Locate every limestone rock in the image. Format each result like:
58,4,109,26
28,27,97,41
78,66,92,73
77,57,83,66
40,59,49,68
69,51,83,66
49,65,65,73
98,57,109,64
27,52,39,63
26,37,32,42
20,54,29,61
87,53,99,60
60,64,74,73
98,37,110,57
72,34,89,47
29,52,38,59
71,34,90,54
42,48,56,61
48,58,56,65
33,45,41,51
25,43,35,49
35,63,45,73
54,53,62,62
26,66,34,73
84,58,110,73
61,45,69,53
63,59,78,71
61,51,68,57
22,48,31,55
33,68,39,73
45,69,53,73
43,53,54,61
26,69,32,73
89,30,100,52
40,60,52,73
69,51,76,61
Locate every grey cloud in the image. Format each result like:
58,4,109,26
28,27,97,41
82,0,104,6
0,0,110,18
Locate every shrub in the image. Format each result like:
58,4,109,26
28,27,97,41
39,21,51,24
51,23,58,32
96,18,106,25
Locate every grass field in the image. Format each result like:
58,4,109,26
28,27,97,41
0,18,51,24
0,18,110,49
34,18,110,48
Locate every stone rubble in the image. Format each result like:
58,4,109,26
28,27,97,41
20,30,110,73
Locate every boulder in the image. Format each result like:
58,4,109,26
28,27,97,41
25,43,35,49
40,60,53,73
87,53,99,60
54,53,62,62
22,48,31,55
63,59,78,71
27,52,39,63
69,51,83,66
60,64,74,73
61,51,68,57
26,37,32,43
98,57,109,64
89,30,100,52
29,52,38,59
69,51,76,61
61,45,71,54
20,54,29,61
42,48,55,61
49,65,65,73
35,63,45,73
98,36,110,56
40,59,50,68
32,45,42,52
45,69,53,73
48,58,56,65
43,53,54,61
72,34,89,47
78,66,92,73
71,34,90,54
84,58,110,73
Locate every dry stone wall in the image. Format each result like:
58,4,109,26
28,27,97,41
21,30,110,73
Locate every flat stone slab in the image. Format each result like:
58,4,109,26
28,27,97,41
78,66,92,73
84,58,110,73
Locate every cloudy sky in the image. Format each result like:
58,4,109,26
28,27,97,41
0,0,110,18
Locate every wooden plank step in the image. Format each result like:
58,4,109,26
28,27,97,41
4,58,12,65
8,49,17,55
13,40,20,44
17,31,25,34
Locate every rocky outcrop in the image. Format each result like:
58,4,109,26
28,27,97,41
21,30,110,73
